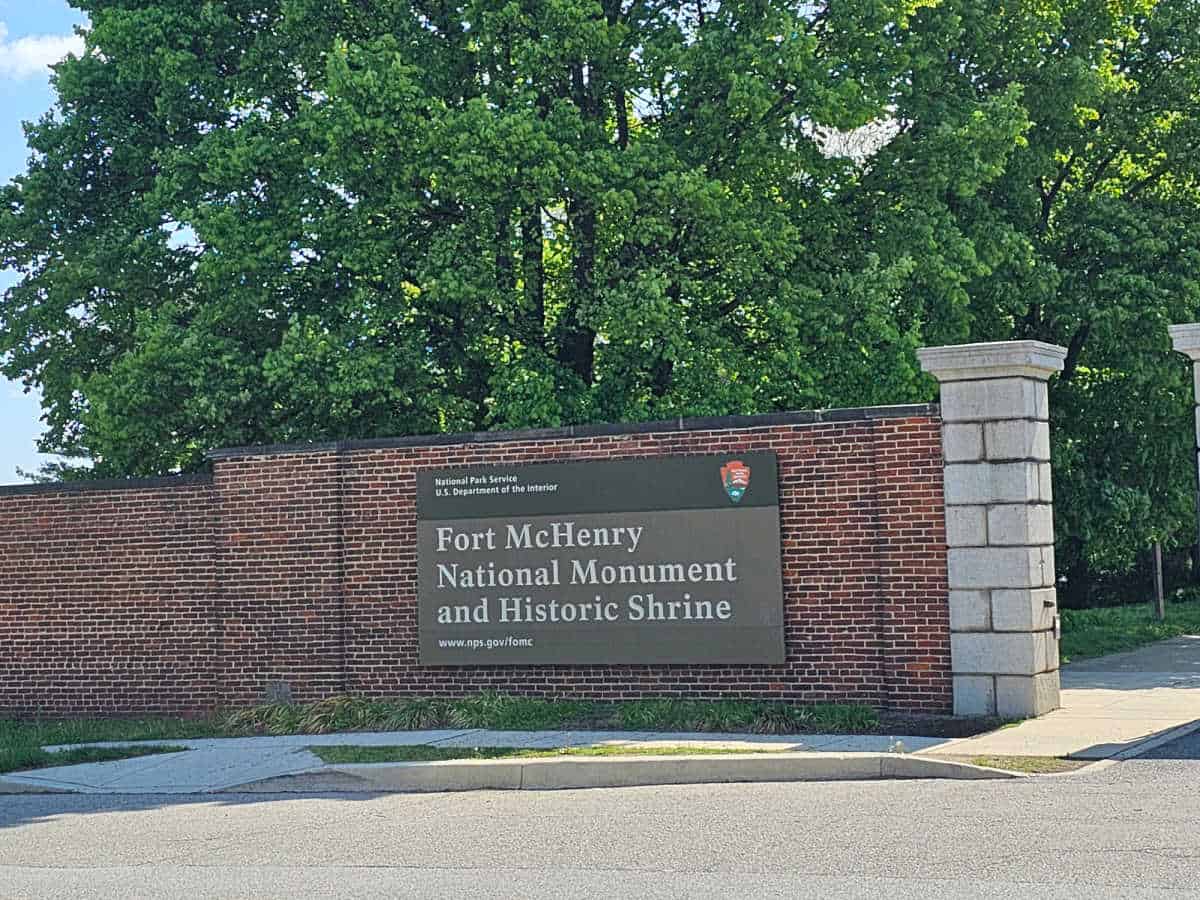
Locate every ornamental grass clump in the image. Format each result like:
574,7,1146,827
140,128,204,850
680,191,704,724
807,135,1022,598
212,694,880,737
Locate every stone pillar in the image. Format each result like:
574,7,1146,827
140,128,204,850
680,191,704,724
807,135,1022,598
1168,324,1200,430
916,341,1065,717
1168,324,1200,562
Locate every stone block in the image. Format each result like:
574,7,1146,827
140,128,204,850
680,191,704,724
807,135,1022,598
984,420,1050,461
949,590,991,631
1042,542,1057,584
945,506,987,547
938,378,1048,423
1042,631,1060,672
944,423,983,462
944,462,1041,506
986,504,1054,546
951,631,1054,675
916,341,1067,382
943,464,991,506
991,587,1057,632
1038,462,1053,503
1169,323,1200,362
953,675,996,716
990,462,1043,504
995,671,1061,718
947,546,1054,589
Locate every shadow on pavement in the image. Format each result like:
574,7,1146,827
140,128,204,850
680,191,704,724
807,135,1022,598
1066,718,1200,760
1117,723,1200,761
0,787,400,831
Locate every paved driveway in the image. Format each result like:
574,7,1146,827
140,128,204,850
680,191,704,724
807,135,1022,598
929,635,1200,758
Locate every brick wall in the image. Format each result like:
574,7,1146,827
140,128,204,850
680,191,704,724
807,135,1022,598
0,408,951,716
0,476,217,715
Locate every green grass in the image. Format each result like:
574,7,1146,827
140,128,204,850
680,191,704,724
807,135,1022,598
968,755,1089,775
0,742,187,775
0,715,220,775
309,744,788,764
1059,595,1200,663
1,717,225,749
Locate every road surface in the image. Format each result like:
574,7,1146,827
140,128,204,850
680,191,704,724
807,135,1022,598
3,733,1200,898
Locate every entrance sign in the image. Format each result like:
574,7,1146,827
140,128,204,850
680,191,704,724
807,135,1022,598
417,452,785,665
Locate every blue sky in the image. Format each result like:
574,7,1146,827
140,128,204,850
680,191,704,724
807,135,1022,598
0,1,87,483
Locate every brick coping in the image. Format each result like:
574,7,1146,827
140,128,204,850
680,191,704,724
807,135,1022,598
0,473,214,497
206,403,939,461
0,403,939,495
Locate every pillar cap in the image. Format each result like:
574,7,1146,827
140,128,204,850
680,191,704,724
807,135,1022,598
917,341,1067,383
1169,324,1200,361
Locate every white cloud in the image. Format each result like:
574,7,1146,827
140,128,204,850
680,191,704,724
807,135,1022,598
0,22,83,80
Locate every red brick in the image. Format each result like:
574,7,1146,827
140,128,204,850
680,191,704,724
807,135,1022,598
0,416,951,715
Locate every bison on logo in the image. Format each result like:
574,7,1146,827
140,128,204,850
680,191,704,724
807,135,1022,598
720,460,752,503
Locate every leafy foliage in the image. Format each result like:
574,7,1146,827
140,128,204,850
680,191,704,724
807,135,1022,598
2,0,1200,583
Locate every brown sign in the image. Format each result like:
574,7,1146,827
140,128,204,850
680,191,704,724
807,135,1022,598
416,452,784,665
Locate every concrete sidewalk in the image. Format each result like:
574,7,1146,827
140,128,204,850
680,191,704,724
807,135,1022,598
927,635,1200,759
0,729,953,794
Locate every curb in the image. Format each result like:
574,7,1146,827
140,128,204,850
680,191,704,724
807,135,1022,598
1069,717,1200,779
0,777,70,795
227,752,1018,794
1108,717,1200,761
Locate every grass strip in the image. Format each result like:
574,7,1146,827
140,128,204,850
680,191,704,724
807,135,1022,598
0,743,187,775
1060,596,1200,663
967,755,1090,775
309,744,791,764
0,716,228,750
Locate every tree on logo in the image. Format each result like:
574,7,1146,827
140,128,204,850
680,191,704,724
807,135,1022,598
720,461,751,504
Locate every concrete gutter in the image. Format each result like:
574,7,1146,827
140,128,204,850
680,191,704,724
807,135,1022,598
226,752,1017,794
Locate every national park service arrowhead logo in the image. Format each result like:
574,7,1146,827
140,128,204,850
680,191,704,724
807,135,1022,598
720,460,751,503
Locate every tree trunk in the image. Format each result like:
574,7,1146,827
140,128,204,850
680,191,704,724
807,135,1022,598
495,206,515,294
522,206,545,344
559,194,597,384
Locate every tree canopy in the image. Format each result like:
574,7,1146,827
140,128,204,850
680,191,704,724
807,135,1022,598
2,0,1199,593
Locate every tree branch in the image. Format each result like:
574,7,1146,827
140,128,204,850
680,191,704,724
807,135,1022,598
1060,322,1091,383
1037,150,1075,235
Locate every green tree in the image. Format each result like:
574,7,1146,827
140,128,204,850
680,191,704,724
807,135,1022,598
1,0,943,475
3,0,1200,592
879,0,1200,598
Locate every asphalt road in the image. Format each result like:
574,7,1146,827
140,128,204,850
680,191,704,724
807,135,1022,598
4,735,1200,899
